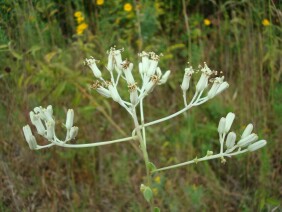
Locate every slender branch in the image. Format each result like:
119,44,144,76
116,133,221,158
140,98,147,148
44,136,137,149
152,149,249,173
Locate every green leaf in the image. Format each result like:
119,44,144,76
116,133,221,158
143,187,153,202
154,207,161,212
147,162,157,172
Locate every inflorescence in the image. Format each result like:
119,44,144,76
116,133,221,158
23,46,267,170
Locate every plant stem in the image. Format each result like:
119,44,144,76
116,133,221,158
132,107,151,181
38,136,137,149
152,149,249,173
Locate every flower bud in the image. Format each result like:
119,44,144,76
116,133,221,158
30,112,46,135
47,105,53,116
237,133,258,147
207,77,224,99
85,57,102,78
108,84,121,102
70,126,79,139
147,60,158,76
247,140,267,152
158,70,171,85
107,53,114,72
138,51,149,73
225,112,235,133
113,49,123,70
241,123,253,138
180,67,193,92
215,82,229,95
23,125,37,150
226,132,236,149
123,63,135,84
196,73,209,92
96,87,111,98
130,89,139,105
66,109,74,130
218,117,226,134
46,120,55,141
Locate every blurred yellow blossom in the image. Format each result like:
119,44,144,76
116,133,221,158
74,11,82,18
204,18,211,26
154,176,161,184
262,19,270,26
97,0,104,5
76,23,88,35
152,188,158,195
124,3,133,12
76,16,85,24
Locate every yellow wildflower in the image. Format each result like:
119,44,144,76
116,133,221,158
76,23,88,35
204,18,211,26
76,16,85,24
97,0,104,5
74,11,82,18
152,188,158,195
124,3,133,12
154,176,161,184
262,19,270,26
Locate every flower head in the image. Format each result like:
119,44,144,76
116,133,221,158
262,19,270,26
124,3,133,12
204,19,211,26
74,11,83,18
96,0,104,5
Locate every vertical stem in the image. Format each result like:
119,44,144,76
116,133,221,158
132,107,150,180
140,98,146,148
182,0,192,59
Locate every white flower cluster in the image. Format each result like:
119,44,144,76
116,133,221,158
22,47,267,171
85,48,172,116
218,112,267,156
22,106,78,150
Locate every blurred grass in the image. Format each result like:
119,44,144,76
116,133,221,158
0,0,281,211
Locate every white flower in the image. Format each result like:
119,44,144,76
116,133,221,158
66,109,74,130
225,112,235,133
208,76,224,99
215,82,229,96
129,85,139,105
181,67,193,92
108,84,121,103
96,87,111,98
248,140,267,152
237,133,258,147
218,117,226,134
147,59,158,76
122,62,135,85
29,111,45,135
85,57,102,78
226,132,236,149
107,51,114,72
23,125,37,150
113,48,124,70
138,51,150,74
196,63,213,92
70,126,79,139
241,124,253,138
46,120,55,141
158,70,171,85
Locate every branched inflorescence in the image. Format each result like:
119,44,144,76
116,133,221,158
22,47,267,204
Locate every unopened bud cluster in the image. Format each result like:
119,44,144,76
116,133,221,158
23,106,78,150
218,112,267,155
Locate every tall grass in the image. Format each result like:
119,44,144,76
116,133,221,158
0,0,281,211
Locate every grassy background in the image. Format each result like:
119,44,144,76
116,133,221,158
0,0,281,211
